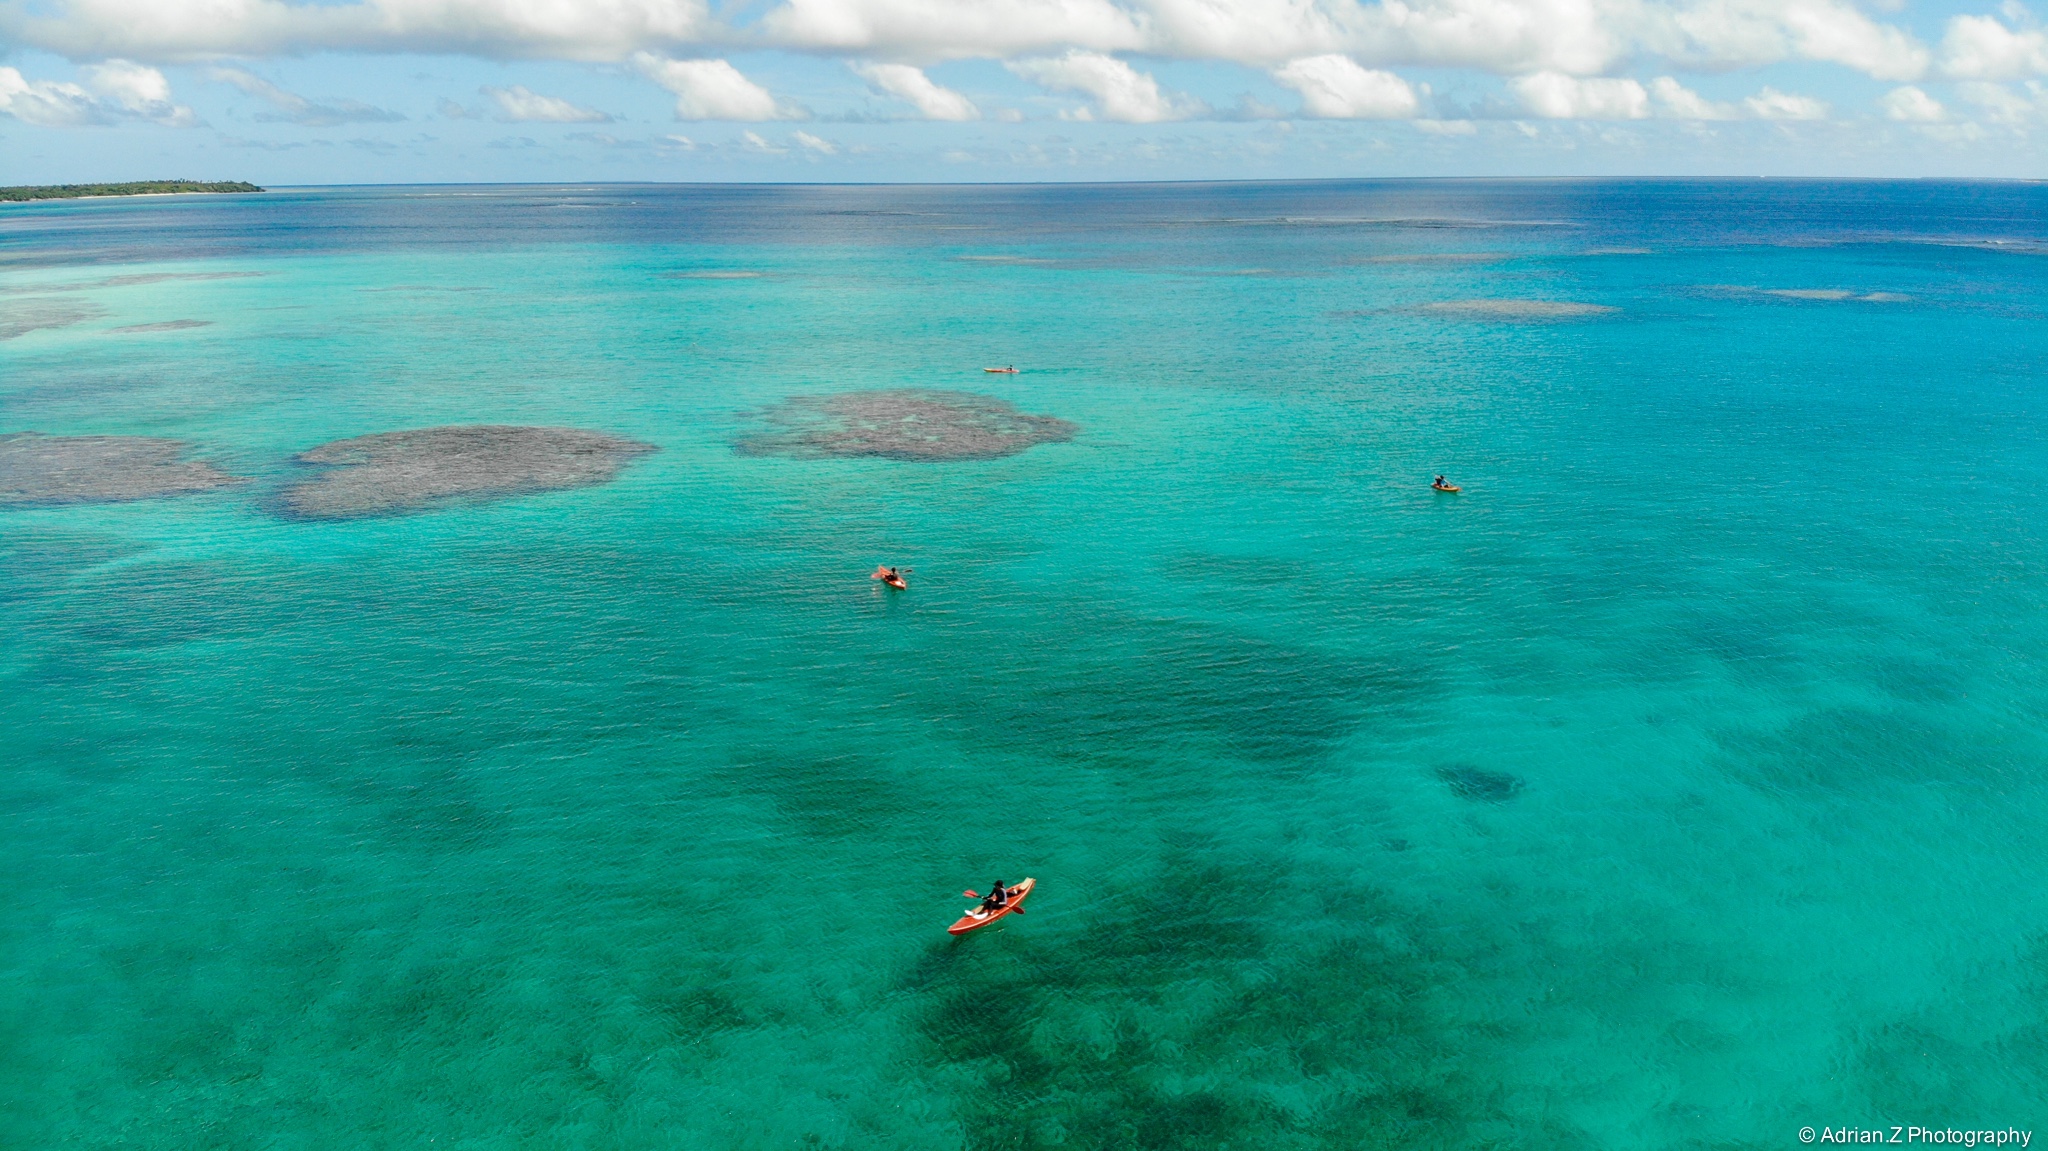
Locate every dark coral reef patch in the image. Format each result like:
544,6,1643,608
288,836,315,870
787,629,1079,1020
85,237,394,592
736,389,1077,462
276,425,655,520
0,433,244,506
1437,765,1524,802
901,848,1561,1150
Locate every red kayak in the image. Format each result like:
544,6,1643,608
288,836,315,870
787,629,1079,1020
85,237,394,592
949,877,1034,935
871,566,909,589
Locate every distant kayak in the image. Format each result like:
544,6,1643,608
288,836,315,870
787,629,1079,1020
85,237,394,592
983,367,1019,374
1432,483,1461,493
871,565,909,589
949,877,1034,935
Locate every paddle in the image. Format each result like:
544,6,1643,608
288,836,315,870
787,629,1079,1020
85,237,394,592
961,890,1024,913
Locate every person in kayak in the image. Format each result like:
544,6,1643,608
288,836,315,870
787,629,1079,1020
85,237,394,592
979,881,1011,913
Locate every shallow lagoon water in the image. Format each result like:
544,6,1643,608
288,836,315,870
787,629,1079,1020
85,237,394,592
2,181,2046,1148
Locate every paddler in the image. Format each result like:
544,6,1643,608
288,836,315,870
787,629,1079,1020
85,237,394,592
979,881,1012,913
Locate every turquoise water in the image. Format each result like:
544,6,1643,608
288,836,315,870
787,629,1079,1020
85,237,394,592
4,182,2047,1148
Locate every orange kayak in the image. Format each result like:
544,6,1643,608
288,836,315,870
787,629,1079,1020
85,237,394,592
1432,484,1460,493
949,877,1034,935
983,367,1019,373
882,575,907,589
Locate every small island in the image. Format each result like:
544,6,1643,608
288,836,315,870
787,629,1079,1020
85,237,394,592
0,181,263,203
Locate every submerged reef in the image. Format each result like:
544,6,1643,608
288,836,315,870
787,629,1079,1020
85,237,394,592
1765,288,1909,303
100,272,263,289
1355,252,1505,264
956,254,1057,265
0,272,261,296
736,389,1077,462
1419,299,1618,320
277,425,656,520
1437,765,1524,802
1700,285,1912,304
1,299,104,339
0,433,244,505
111,320,212,334
899,844,1558,1148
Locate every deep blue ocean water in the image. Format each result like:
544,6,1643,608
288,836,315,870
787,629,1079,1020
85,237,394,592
3,181,2047,1148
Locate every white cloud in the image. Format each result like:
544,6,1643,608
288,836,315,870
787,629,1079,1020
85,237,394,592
0,0,1960,135
1777,0,1928,80
792,129,838,152
211,66,405,125
82,59,196,125
0,60,198,126
740,128,786,151
1649,75,1736,118
11,0,712,62
763,0,1145,60
760,0,1935,80
765,0,1627,75
1879,85,1945,122
1357,0,1628,75
1669,0,1928,81
1939,14,2048,80
1511,71,1648,119
1272,54,1418,118
1006,50,1203,122
1743,86,1828,119
212,66,302,110
0,67,104,126
850,62,978,120
633,54,795,120
483,84,610,122
5,0,1641,77
0,0,1945,111
1956,78,2048,122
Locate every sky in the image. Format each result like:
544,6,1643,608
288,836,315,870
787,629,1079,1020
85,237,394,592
1,0,2046,183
